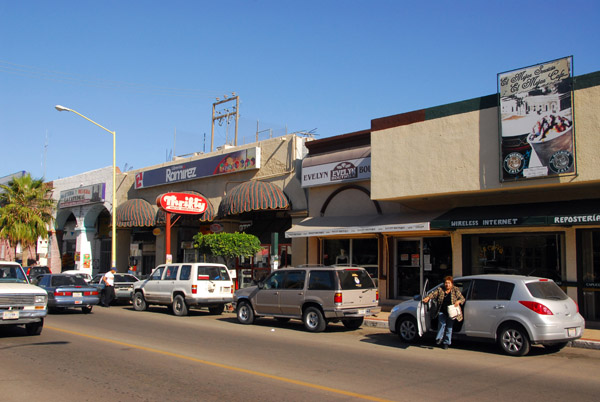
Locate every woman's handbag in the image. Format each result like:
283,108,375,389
447,304,461,319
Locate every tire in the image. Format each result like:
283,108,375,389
172,295,188,316
545,342,568,353
396,315,418,342
237,301,255,325
303,306,327,332
133,292,147,311
342,317,364,330
498,325,530,356
208,304,224,315
25,319,43,336
82,306,93,314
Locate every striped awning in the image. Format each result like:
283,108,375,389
218,181,289,217
155,191,216,224
116,198,156,227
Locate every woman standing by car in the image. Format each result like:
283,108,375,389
423,276,465,349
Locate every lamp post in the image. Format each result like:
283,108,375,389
55,105,117,271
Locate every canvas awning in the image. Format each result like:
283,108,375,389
430,199,600,229
116,198,156,228
218,181,289,217
285,212,442,238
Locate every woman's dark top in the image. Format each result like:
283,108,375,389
441,291,452,310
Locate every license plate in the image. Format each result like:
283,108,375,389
2,311,19,320
568,327,577,337
358,309,370,315
73,292,82,298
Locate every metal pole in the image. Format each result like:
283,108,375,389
234,95,239,146
111,130,117,270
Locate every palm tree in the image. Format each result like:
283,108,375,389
0,174,55,264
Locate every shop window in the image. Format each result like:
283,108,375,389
463,233,565,281
322,238,378,277
577,229,600,322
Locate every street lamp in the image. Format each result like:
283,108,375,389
55,105,117,271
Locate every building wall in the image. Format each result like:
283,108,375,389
371,74,600,202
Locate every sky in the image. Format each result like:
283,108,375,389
1,0,599,181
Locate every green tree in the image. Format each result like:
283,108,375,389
193,232,262,264
0,174,55,264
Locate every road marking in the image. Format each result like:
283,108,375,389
48,326,394,402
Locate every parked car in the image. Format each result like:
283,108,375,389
90,273,139,303
388,274,585,356
62,270,93,283
132,263,233,316
0,261,48,335
24,265,51,282
233,265,380,332
37,274,100,314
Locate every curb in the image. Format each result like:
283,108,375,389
363,318,600,350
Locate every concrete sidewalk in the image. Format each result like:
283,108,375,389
364,311,600,350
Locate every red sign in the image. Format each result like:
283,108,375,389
157,193,208,215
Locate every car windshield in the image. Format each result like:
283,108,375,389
0,264,28,283
526,280,568,300
337,269,375,289
51,276,89,287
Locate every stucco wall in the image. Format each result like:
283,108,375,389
371,82,600,201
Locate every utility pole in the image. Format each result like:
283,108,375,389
211,93,239,152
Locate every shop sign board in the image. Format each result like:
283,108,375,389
157,192,208,215
59,183,106,208
434,213,600,229
135,147,260,189
302,157,371,187
498,57,575,181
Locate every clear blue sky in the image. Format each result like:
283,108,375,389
1,0,598,181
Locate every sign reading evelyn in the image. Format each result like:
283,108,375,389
157,193,208,215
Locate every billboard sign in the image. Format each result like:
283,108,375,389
498,57,574,181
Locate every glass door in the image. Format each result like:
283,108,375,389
395,239,421,298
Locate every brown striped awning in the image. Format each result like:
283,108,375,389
218,181,290,217
116,198,156,227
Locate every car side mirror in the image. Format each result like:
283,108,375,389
414,295,422,301
257,281,264,289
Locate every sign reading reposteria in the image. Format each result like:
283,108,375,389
135,147,260,189
498,57,575,181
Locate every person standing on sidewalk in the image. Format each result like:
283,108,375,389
422,276,465,349
100,267,117,307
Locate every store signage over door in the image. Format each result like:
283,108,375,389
156,192,208,215
302,157,371,187
135,147,260,189
59,183,106,208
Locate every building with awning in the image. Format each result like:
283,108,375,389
370,64,600,324
117,134,309,280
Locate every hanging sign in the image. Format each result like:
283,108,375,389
156,193,208,215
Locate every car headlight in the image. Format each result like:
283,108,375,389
35,294,47,304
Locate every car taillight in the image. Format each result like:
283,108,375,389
519,300,553,315
334,292,342,305
231,287,234,294
376,290,379,301
54,290,72,296
192,285,197,294
84,291,98,296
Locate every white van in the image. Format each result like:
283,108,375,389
132,263,233,316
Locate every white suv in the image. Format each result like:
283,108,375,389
0,261,48,335
132,263,234,316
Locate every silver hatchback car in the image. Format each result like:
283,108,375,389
388,274,585,356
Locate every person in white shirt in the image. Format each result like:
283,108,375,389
100,267,117,307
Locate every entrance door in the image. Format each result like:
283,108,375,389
395,240,421,298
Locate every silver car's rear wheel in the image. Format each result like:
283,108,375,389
499,325,530,356
397,316,418,342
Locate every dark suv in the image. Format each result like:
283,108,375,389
25,266,51,282
233,266,380,332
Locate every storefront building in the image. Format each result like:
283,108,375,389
117,134,309,288
49,166,117,275
370,64,600,325
286,130,450,307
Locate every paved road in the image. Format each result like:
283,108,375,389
1,305,599,401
